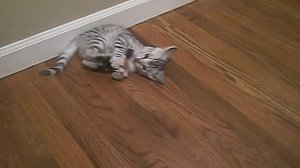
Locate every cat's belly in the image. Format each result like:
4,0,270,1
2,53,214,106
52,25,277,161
79,47,112,62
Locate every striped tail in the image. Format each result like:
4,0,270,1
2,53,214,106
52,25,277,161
40,40,78,76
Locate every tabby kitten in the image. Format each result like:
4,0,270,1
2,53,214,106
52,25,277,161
41,24,177,82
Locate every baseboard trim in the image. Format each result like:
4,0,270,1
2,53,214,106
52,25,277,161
0,0,194,79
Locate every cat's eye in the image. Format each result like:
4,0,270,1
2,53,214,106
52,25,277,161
144,53,150,58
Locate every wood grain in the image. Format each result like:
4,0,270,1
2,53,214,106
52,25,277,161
0,0,299,167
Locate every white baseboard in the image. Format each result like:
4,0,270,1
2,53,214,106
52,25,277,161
0,0,194,79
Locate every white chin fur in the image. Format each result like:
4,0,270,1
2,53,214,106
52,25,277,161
128,62,136,72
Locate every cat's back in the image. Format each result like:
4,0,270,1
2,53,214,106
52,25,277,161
96,24,130,44
98,24,128,37
78,24,127,40
76,24,128,52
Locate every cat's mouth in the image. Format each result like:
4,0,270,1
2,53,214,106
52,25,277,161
134,61,147,75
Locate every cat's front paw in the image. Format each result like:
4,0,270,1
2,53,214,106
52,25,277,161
110,56,125,68
111,70,128,81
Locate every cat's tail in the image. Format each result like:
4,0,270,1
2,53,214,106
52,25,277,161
40,40,78,76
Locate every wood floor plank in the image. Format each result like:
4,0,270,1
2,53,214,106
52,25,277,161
0,80,59,168
213,0,300,56
177,2,300,85
131,22,299,168
1,71,97,168
143,13,300,155
121,72,283,168
69,58,207,168
0,0,299,167
155,11,300,127
207,0,300,42
25,63,134,168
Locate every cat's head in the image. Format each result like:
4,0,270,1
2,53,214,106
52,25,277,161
134,46,177,83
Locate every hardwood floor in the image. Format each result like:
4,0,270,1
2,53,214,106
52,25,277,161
1,0,299,167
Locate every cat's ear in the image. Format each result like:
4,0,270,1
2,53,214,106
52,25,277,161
162,46,177,60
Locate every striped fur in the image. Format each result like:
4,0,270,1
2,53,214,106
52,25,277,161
40,40,77,76
41,24,177,82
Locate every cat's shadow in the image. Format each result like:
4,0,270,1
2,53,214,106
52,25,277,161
81,64,114,73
